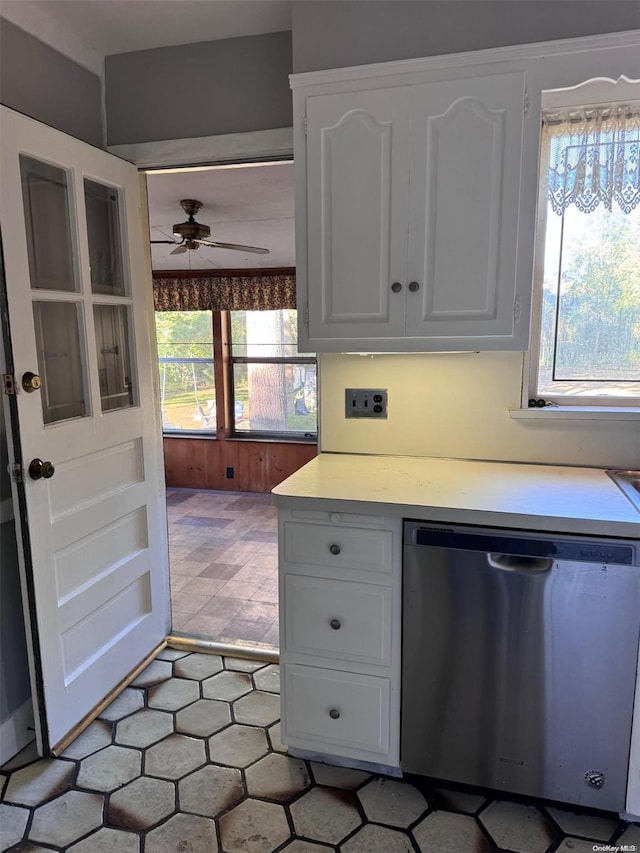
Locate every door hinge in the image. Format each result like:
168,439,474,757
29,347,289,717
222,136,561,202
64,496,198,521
2,373,16,395
10,463,23,484
302,115,308,136
304,302,310,328
523,89,530,118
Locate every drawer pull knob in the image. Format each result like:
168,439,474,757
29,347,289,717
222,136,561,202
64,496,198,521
329,708,341,720
329,618,342,630
329,543,341,555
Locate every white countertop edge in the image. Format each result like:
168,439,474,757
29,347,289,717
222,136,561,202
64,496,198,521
271,493,639,539
271,453,640,535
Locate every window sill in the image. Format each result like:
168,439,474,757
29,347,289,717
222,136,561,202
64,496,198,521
162,432,317,444
509,406,640,421
163,431,217,439
227,434,318,444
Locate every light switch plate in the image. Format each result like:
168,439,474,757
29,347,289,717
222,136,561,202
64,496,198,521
345,388,388,418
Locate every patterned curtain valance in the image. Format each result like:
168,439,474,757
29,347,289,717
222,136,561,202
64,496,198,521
544,103,640,215
153,268,296,312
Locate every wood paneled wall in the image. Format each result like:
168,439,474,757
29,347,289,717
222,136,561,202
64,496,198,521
163,438,317,493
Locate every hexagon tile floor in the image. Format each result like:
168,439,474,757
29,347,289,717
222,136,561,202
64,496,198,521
2,650,639,852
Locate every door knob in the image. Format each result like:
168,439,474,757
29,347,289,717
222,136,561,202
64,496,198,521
29,458,55,480
391,282,403,293
408,281,420,292
22,372,42,392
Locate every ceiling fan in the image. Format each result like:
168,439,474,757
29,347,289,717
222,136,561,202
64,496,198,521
150,199,270,255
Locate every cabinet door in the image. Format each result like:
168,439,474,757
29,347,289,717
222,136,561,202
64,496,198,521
284,574,393,666
283,664,392,759
282,520,394,574
306,87,410,341
406,72,525,342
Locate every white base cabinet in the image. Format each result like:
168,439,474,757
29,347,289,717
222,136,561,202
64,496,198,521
278,509,402,768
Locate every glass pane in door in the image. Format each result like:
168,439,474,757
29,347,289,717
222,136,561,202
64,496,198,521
19,156,78,292
93,304,135,412
84,179,127,296
33,301,88,423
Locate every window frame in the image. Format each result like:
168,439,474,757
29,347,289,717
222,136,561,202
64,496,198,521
156,309,218,437
156,308,318,441
524,78,640,413
225,310,318,441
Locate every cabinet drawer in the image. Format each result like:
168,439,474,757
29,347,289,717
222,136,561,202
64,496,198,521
284,574,391,666
283,664,390,756
283,521,393,573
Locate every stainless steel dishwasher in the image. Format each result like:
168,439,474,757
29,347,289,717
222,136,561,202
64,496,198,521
402,521,640,811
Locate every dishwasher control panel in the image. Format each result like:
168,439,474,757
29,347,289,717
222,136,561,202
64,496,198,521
404,522,638,566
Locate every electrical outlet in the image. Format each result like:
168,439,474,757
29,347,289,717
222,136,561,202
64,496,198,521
226,466,234,479
345,388,388,418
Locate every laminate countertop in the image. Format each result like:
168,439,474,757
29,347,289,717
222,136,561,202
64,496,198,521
272,454,640,538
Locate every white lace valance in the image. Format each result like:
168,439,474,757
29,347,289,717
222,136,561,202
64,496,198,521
544,103,640,215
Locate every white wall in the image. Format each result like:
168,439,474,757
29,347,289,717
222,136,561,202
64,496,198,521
319,352,640,469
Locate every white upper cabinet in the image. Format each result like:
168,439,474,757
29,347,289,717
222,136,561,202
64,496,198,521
406,73,525,341
293,60,531,352
306,87,411,340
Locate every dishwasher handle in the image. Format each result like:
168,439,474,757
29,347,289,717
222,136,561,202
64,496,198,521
487,552,553,574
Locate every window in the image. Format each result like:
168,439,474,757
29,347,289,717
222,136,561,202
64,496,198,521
156,311,216,432
155,308,317,438
230,309,317,436
528,93,640,408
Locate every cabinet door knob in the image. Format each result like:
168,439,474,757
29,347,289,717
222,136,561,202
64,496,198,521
329,708,341,720
391,281,403,293
329,543,341,555
329,618,342,630
408,281,420,292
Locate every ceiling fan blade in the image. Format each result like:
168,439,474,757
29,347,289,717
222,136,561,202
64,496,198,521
150,240,180,244
170,245,188,255
198,239,270,255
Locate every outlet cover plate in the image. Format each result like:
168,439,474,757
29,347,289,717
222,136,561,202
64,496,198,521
345,388,388,418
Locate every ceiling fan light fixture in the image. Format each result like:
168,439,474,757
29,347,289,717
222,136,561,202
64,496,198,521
155,199,269,255
172,198,211,241
172,221,211,240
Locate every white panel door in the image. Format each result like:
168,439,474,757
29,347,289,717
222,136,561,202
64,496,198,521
406,71,525,340
0,107,169,752
306,87,411,340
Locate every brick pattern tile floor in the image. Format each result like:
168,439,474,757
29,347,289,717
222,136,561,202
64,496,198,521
166,489,279,648
1,649,638,852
